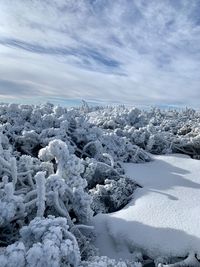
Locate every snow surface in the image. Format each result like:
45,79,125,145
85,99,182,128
93,154,200,260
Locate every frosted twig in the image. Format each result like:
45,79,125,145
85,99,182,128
98,161,120,176
71,224,94,233
15,188,29,195
24,189,37,202
17,170,33,176
25,198,37,208
0,156,10,169
133,146,140,162
53,190,73,227
4,182,14,199
1,167,11,175
103,153,114,168
10,157,18,190
27,172,35,189
35,171,46,217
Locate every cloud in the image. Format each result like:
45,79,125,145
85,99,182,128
0,0,200,107
0,79,42,97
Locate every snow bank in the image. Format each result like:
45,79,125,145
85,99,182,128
93,154,200,260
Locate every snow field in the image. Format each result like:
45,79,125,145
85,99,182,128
93,154,200,260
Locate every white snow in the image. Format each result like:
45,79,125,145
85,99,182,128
93,154,200,260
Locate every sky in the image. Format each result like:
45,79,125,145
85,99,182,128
0,0,200,107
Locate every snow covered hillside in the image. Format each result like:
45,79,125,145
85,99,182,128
0,103,200,266
94,154,200,263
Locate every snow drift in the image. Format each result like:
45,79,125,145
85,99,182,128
94,154,200,262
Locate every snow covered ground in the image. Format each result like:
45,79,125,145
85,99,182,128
93,154,200,260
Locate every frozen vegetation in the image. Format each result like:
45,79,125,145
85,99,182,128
0,102,200,266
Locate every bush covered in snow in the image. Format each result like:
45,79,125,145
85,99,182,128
90,177,137,214
81,256,142,267
1,102,200,266
1,103,200,161
0,136,95,265
0,216,80,267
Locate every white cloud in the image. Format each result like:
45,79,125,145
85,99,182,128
0,0,200,107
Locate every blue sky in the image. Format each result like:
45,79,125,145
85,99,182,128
0,0,200,107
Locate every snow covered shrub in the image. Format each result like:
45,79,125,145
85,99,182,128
0,182,25,227
90,177,138,214
82,155,138,214
38,139,93,224
83,157,124,189
0,216,81,267
0,137,95,263
38,139,95,259
0,181,25,246
22,216,80,267
80,256,142,267
98,132,152,163
88,106,143,130
1,102,200,267
4,102,200,160
0,241,26,267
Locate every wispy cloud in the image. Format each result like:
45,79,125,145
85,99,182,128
0,0,200,107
